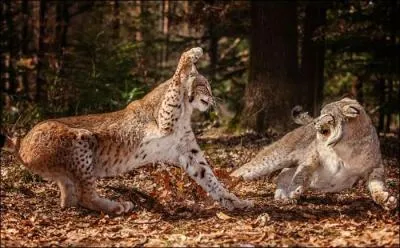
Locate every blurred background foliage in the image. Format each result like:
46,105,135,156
1,0,399,135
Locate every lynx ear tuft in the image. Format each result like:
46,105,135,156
342,104,360,118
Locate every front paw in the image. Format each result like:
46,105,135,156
219,192,253,211
373,191,397,210
112,201,134,215
288,185,304,200
274,190,297,205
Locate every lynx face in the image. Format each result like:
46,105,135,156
315,98,366,146
189,74,214,112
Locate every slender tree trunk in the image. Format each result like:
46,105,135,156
182,0,189,36
36,0,47,107
351,75,364,104
240,1,298,132
378,77,385,133
208,0,218,82
56,2,69,72
0,1,6,127
394,0,400,138
300,2,327,116
161,0,169,68
21,0,31,100
387,0,399,134
135,0,142,42
5,0,16,105
113,0,120,40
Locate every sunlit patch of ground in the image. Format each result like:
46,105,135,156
1,131,399,246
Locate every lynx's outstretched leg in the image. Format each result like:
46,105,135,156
367,166,397,210
71,129,134,214
177,132,252,210
230,146,295,181
157,47,203,135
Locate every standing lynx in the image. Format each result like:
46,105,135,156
3,47,251,214
232,98,397,210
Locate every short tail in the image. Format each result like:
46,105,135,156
291,105,313,125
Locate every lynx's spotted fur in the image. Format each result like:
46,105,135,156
4,47,251,214
232,98,397,210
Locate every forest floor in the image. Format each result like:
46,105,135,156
1,128,399,247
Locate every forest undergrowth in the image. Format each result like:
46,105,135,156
0,128,399,247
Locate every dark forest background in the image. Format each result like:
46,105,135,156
1,0,399,136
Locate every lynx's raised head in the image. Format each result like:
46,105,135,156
189,74,214,112
315,97,369,146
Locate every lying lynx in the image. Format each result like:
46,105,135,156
231,98,397,210
3,47,251,214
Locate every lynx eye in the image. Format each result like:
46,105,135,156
200,99,208,105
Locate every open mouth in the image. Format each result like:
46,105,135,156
319,127,331,136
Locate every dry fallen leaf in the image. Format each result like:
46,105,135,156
216,212,233,220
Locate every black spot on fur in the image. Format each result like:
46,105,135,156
142,154,147,159
167,103,179,108
193,172,198,177
200,168,206,178
135,154,139,159
199,161,206,165
190,149,199,154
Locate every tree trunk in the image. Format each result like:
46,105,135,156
208,3,218,82
113,0,120,40
300,2,327,116
36,0,47,107
21,0,32,100
161,0,169,68
240,1,298,133
182,0,189,36
378,77,385,133
135,0,142,41
4,0,16,106
351,74,364,104
56,2,69,72
0,1,6,127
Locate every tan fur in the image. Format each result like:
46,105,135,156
8,47,252,214
232,98,397,210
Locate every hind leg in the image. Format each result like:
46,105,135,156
57,176,78,208
76,177,133,215
368,166,397,210
71,130,133,214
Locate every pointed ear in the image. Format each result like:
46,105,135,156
342,104,360,118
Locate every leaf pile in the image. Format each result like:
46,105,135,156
1,131,399,246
